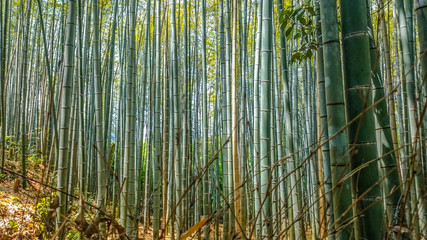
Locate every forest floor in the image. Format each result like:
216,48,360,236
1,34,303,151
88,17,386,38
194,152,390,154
0,175,214,239
0,150,202,240
0,179,42,239
0,177,173,240
0,149,47,239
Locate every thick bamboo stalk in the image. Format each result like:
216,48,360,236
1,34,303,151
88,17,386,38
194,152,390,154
341,0,384,238
319,0,353,238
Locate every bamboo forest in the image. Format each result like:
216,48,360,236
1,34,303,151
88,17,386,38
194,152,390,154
0,0,427,239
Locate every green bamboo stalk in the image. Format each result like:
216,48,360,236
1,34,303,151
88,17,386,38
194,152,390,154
319,0,353,238
76,1,86,234
183,0,191,227
405,0,415,59
225,1,234,235
231,0,242,236
378,0,401,174
161,14,170,237
135,0,150,233
396,0,426,236
221,0,233,237
104,0,119,177
20,0,31,189
0,0,8,175
239,0,249,233
92,0,107,236
341,1,384,238
415,0,427,235
314,2,334,239
129,0,137,236
260,0,273,238
153,0,162,238
201,0,211,237
177,0,187,234
170,0,181,237
56,0,77,238
366,2,403,228
36,0,59,155
252,0,262,238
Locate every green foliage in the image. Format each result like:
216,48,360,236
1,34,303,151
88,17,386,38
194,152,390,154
0,173,7,181
279,4,317,63
66,229,79,239
35,195,53,238
35,195,50,222
8,220,18,230
5,136,18,151
35,195,50,212
28,153,44,169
